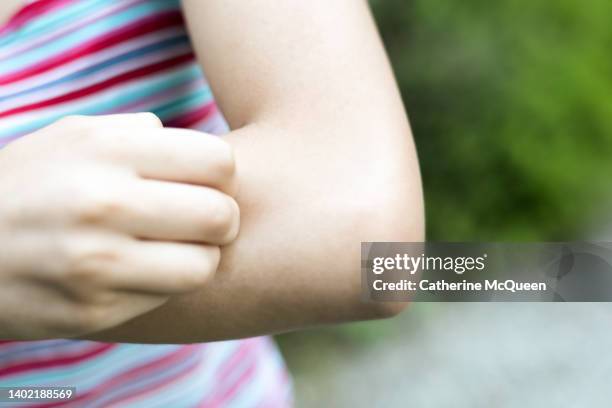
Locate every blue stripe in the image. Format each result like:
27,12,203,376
87,350,201,408
135,364,210,408
1,344,185,387
152,88,210,121
126,342,243,408
0,0,108,47
0,340,67,359
0,1,181,73
0,340,89,362
0,0,287,404
228,350,287,408
0,63,205,139
0,34,190,103
226,369,271,408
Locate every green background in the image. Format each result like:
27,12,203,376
277,0,612,404
374,0,612,241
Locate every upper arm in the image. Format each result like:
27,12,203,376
181,0,408,133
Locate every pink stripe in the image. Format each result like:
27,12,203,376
0,66,202,145
0,0,76,36
45,346,196,407
207,358,259,408
0,0,147,59
0,52,194,118
197,341,261,407
0,343,116,377
215,341,258,381
103,353,202,407
0,87,183,145
0,10,184,85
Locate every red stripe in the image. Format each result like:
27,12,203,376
215,341,258,381
0,0,75,36
36,346,196,407
165,102,217,128
101,353,201,407
0,10,184,85
208,358,259,408
0,343,116,377
197,341,260,407
0,52,195,118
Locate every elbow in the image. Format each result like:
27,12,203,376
359,179,425,244
336,166,425,321
351,135,425,245
355,200,423,320
367,300,410,319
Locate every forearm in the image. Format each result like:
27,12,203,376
83,0,424,343
85,124,422,343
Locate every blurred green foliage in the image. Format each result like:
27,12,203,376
370,0,612,240
279,0,612,368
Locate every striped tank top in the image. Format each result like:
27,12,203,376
0,0,292,406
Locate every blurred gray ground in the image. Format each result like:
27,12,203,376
278,303,612,408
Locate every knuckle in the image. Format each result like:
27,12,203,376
223,198,241,243
210,141,236,184
49,305,105,336
66,264,102,288
178,270,211,290
64,240,120,285
71,306,107,333
183,246,219,288
137,112,163,128
45,317,83,337
205,245,221,269
82,127,115,151
75,189,125,224
89,290,120,306
84,127,106,143
205,196,240,244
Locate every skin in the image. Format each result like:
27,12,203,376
0,0,424,343
0,114,239,340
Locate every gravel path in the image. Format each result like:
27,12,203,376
282,303,612,407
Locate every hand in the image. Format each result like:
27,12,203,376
0,113,239,340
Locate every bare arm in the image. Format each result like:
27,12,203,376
86,0,424,343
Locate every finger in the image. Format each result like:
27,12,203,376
61,112,163,130
66,292,169,336
103,179,240,245
10,286,168,339
64,239,221,294
98,127,236,194
88,291,169,331
107,240,220,294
